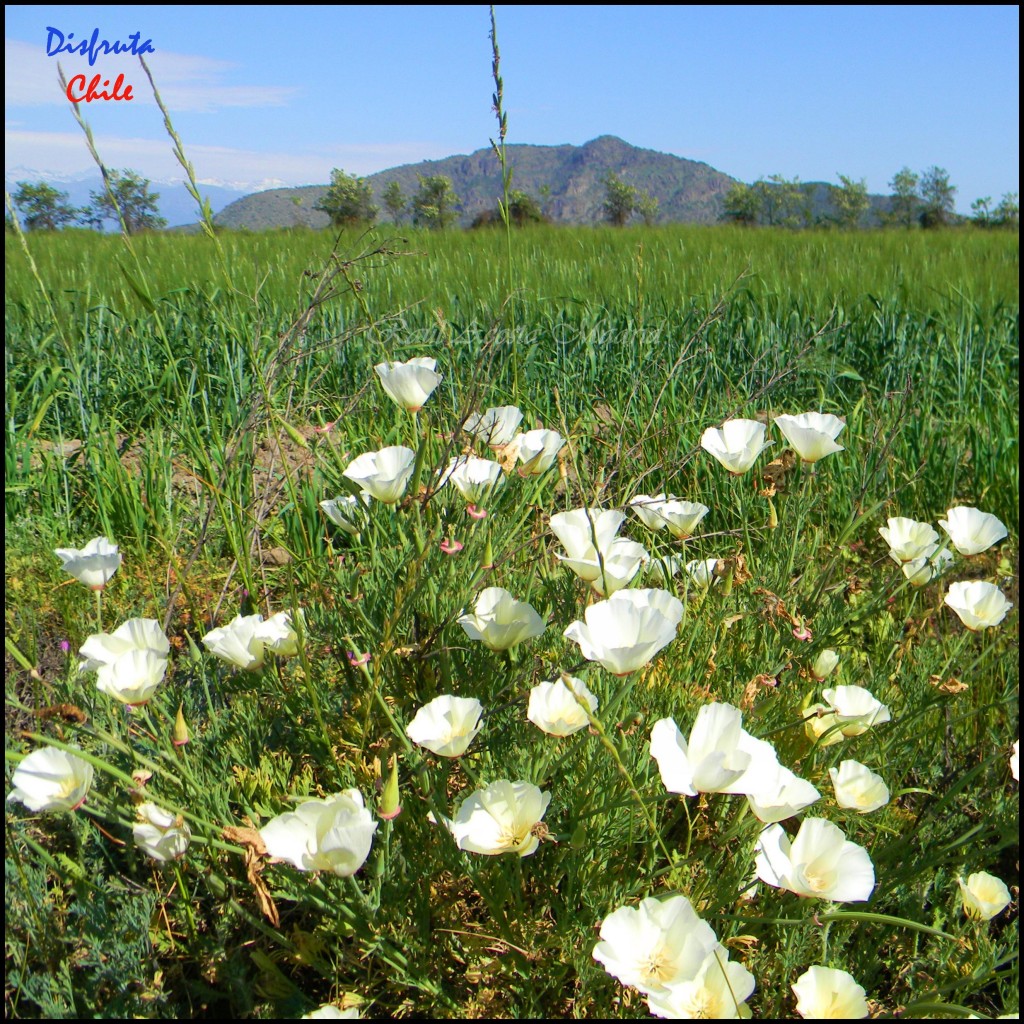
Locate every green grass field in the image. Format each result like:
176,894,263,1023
5,222,1019,1019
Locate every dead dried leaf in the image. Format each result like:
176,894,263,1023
739,673,778,709
929,675,969,694
223,825,279,927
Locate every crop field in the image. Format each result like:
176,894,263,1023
4,222,1019,1019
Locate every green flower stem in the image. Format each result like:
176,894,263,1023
171,861,198,941
586,706,675,867
721,909,960,941
783,464,816,585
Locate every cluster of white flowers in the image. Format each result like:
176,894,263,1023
20,357,1016,1022
878,508,1011,625
629,493,710,540
79,617,170,705
202,610,303,670
551,508,649,595
803,684,891,746
879,506,1009,598
593,895,755,1019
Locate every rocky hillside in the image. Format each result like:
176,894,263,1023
213,136,738,230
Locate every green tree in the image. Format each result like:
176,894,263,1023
89,170,167,234
721,181,761,226
886,167,920,228
471,190,547,229
918,166,957,228
994,192,1019,229
766,174,811,228
750,176,807,227
505,189,545,226
971,196,993,228
830,174,870,229
315,168,378,227
412,175,460,229
603,172,637,227
382,181,407,223
12,181,78,231
636,189,659,226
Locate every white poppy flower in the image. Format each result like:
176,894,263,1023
774,412,846,463
811,649,840,681
133,802,191,862
959,871,1012,921
746,761,822,824
203,612,301,670
54,536,122,590
803,704,844,747
457,587,546,651
699,419,772,475
260,790,377,876
550,508,626,565
96,647,168,705
7,747,94,813
647,554,684,586
260,609,303,657
685,558,720,588
463,405,523,447
829,760,890,813
646,947,756,1019
447,779,550,857
630,493,673,531
514,429,564,475
901,548,954,586
755,818,875,901
78,619,170,704
820,685,891,736
202,614,267,670
550,507,647,594
629,495,710,540
564,588,683,675
342,446,416,504
79,618,170,672
938,506,1008,556
320,494,369,536
878,517,940,563
302,1005,361,1019
585,540,650,595
374,356,442,412
592,895,720,995
1011,739,1019,782
792,966,869,1019
944,580,1013,630
406,695,484,757
442,455,505,505
527,675,598,737
655,499,711,540
650,704,781,797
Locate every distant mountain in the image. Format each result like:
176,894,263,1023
8,142,901,233
213,137,739,230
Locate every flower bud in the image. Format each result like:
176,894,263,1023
811,649,840,680
379,756,402,821
173,703,190,746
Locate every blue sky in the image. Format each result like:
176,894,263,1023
5,5,1019,209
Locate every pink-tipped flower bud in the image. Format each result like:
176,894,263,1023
378,757,402,821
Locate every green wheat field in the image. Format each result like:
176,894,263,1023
5,220,1019,1019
